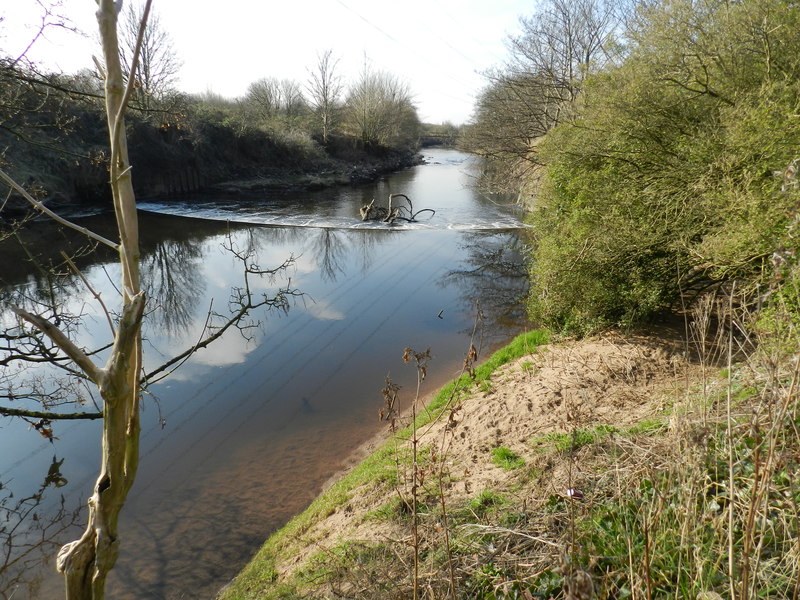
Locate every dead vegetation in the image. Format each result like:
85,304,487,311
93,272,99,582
359,194,435,224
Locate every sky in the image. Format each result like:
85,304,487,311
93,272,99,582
2,0,533,124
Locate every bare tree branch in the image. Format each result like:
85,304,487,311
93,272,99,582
0,405,102,420
9,303,104,384
0,168,119,250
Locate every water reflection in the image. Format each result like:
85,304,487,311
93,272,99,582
141,238,206,335
0,456,83,600
309,228,347,282
441,231,531,339
0,149,533,599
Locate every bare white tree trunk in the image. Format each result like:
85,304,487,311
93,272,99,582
42,1,147,597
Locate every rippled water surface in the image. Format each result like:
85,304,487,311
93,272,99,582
0,149,531,598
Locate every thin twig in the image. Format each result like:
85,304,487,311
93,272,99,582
61,251,117,337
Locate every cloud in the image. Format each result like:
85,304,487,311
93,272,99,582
306,299,345,321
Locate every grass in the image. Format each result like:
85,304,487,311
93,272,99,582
468,489,508,517
530,424,618,453
491,446,525,470
625,418,665,436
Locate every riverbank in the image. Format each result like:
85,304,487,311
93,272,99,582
206,150,425,196
213,322,705,598
217,311,800,599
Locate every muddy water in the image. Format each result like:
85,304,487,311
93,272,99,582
0,149,530,598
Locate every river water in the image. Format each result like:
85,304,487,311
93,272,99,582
0,148,530,598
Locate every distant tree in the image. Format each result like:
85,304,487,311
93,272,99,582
439,121,460,146
277,78,307,120
344,61,419,149
306,49,344,144
244,76,308,125
245,76,281,120
464,0,625,190
119,1,181,110
508,0,623,112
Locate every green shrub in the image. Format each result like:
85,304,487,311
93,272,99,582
524,0,800,334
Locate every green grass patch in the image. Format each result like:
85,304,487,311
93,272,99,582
468,489,507,517
531,424,618,453
626,419,665,436
491,446,526,470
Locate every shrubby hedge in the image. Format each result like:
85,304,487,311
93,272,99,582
521,0,800,332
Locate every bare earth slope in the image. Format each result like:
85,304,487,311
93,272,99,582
269,330,694,585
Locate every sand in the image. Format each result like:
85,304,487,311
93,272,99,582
273,328,693,578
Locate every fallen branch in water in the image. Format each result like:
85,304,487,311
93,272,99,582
360,194,435,224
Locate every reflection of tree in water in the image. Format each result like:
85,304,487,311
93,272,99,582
308,228,347,282
0,266,105,417
0,456,84,600
354,229,396,274
248,224,306,249
140,238,205,335
140,226,309,336
441,231,530,340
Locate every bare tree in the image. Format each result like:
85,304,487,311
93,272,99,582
464,0,625,191
0,5,300,596
306,49,344,144
118,0,181,110
507,0,622,110
244,76,281,120
345,60,419,149
243,76,308,125
279,78,307,119
25,2,150,596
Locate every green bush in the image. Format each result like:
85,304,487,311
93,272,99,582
524,0,800,334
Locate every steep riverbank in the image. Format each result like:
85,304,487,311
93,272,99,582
218,311,800,599
216,323,709,598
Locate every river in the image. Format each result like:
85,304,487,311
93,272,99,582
0,148,530,599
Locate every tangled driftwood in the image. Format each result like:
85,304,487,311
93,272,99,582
360,194,435,224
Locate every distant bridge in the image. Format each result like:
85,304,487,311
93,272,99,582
419,132,458,147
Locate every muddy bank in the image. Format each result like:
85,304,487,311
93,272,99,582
207,151,424,195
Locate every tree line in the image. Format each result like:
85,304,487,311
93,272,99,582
0,2,427,210
465,0,800,334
